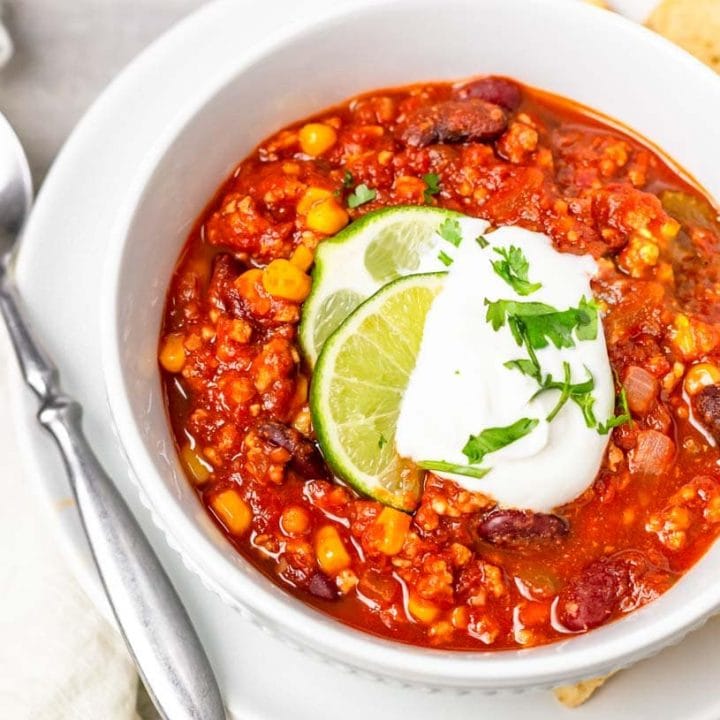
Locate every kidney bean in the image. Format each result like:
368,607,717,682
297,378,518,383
476,509,569,547
556,559,622,632
256,420,327,478
694,384,720,443
401,98,507,148
207,253,246,317
454,76,522,111
307,571,339,601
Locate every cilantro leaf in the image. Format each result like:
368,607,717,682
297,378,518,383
504,358,541,381
572,392,598,428
598,386,632,435
545,362,573,422
575,296,599,341
484,300,557,332
462,417,539,464
484,298,599,350
423,173,441,203
347,183,377,208
476,235,489,249
342,170,354,188
438,250,453,267
417,460,490,480
530,363,597,426
491,245,542,296
438,217,463,247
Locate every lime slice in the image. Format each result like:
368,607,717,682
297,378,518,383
310,272,445,510
300,206,487,365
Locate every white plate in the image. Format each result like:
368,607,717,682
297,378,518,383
9,0,720,717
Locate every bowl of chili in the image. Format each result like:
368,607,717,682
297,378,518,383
101,0,720,691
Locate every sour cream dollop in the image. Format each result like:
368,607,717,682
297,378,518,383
395,225,614,512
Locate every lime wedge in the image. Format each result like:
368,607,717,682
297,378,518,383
300,205,486,365
310,273,445,510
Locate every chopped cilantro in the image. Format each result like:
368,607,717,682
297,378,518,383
417,460,490,480
475,235,490,249
438,217,463,247
545,362,573,422
438,250,453,267
491,245,542,296
484,297,599,350
504,358,541,382
342,170,354,188
575,296,600,342
530,362,595,424
598,385,632,435
378,434,387,449
423,173,441,203
462,417,539,465
573,391,598,429
347,183,377,208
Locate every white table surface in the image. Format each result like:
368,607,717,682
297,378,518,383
0,1,664,718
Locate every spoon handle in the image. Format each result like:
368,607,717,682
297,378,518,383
0,275,226,720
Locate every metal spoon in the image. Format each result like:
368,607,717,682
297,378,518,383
0,115,226,720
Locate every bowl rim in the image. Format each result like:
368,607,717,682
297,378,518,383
100,0,720,689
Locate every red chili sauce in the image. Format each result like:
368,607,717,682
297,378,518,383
159,76,720,649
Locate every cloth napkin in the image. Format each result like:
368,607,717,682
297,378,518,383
0,323,144,719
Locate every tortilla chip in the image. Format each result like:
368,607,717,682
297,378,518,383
553,674,613,708
647,0,720,72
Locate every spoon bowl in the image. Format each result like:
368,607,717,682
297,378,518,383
0,114,32,250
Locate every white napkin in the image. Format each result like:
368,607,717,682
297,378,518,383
0,322,142,719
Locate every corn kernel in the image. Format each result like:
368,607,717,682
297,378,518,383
337,568,359,594
180,443,212,484
373,507,411,555
684,362,720,396
671,314,696,359
306,197,349,235
450,606,469,630
290,244,314,272
281,505,311,536
705,495,720,523
211,489,252,535
297,187,332,215
668,505,692,530
298,123,337,156
407,594,440,624
377,150,393,165
159,333,186,373
292,374,309,407
661,218,681,240
314,525,351,575
292,407,312,435
428,620,454,644
262,259,312,302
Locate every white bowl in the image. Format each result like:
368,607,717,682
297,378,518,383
101,0,720,691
